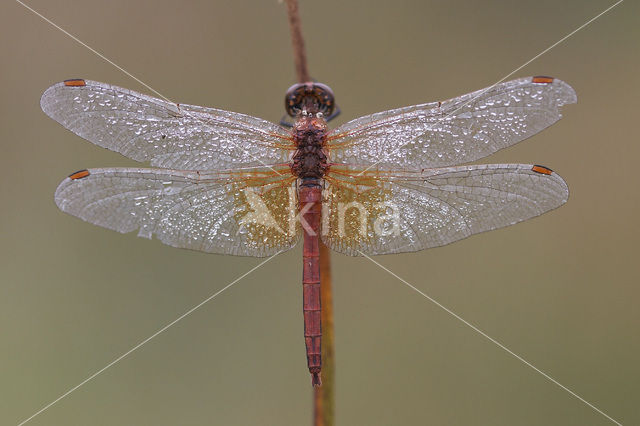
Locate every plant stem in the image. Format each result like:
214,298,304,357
316,242,335,426
283,1,334,425
284,0,311,82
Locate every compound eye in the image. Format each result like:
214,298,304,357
284,83,305,117
320,94,334,117
283,82,336,118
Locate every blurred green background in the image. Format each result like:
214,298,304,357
1,1,638,425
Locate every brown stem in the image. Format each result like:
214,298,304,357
317,241,334,426
284,0,311,83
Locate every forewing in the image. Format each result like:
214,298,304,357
322,164,568,256
328,77,576,169
41,80,293,170
55,167,299,257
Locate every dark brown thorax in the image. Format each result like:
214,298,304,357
290,113,329,180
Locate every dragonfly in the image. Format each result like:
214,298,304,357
42,76,576,386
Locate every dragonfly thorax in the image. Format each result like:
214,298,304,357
290,114,329,180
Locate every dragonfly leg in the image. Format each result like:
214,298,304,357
280,114,294,128
325,104,341,122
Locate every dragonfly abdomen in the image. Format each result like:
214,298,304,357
299,183,322,386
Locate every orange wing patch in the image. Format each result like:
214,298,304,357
228,168,299,250
531,165,553,175
68,169,90,179
63,79,86,87
532,76,554,84
322,168,396,251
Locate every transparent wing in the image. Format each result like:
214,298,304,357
55,167,300,257
41,80,293,170
322,164,568,256
328,77,576,169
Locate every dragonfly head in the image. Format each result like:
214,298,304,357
284,82,335,118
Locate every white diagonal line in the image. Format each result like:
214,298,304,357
357,0,623,176
489,0,623,88
15,0,284,176
15,0,173,103
17,251,282,426
358,251,623,426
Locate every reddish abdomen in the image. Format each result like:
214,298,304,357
299,184,322,386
